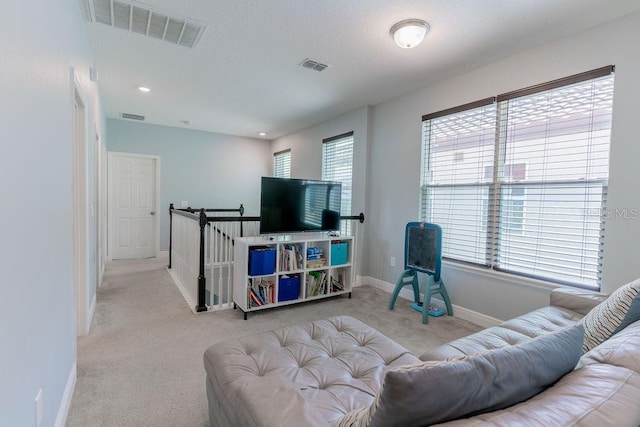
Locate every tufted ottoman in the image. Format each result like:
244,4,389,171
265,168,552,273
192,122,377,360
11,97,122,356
203,315,419,427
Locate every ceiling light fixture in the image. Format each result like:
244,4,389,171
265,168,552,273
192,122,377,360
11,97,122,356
390,19,430,49
259,132,267,137
138,86,151,93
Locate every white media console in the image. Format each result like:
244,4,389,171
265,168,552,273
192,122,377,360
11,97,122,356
233,233,354,319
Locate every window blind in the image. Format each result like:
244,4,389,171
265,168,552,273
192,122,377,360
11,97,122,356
495,72,614,287
420,66,614,289
273,149,291,178
420,99,497,265
323,132,354,235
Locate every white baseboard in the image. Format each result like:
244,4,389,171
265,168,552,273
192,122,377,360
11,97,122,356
359,276,501,329
167,268,197,314
54,363,76,427
158,250,169,258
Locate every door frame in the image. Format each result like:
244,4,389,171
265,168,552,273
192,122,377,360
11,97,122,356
95,130,104,287
107,151,161,261
72,71,89,336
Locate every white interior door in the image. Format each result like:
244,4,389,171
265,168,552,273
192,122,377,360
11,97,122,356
109,153,158,259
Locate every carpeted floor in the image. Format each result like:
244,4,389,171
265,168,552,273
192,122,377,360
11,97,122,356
66,257,482,426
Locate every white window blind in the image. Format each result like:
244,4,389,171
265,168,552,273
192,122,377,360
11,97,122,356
495,71,614,287
421,66,614,289
322,132,354,235
420,98,497,265
273,150,291,178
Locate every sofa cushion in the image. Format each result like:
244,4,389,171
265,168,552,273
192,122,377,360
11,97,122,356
434,364,640,427
420,306,581,361
578,319,640,374
334,325,583,427
579,278,640,353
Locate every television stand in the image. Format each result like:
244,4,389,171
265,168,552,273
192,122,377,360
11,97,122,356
232,233,355,319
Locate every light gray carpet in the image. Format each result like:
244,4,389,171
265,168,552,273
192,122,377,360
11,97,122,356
67,258,482,426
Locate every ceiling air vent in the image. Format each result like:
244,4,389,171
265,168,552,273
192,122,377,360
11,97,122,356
299,58,329,72
85,0,206,48
121,113,145,121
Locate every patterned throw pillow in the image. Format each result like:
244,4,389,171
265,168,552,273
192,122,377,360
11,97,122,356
578,278,640,353
333,325,583,427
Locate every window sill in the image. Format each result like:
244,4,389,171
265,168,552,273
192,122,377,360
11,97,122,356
442,260,563,292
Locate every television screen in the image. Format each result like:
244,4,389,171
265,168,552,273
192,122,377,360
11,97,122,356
260,177,342,234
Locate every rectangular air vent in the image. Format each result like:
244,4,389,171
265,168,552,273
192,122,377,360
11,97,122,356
86,0,206,48
299,58,329,72
121,113,145,121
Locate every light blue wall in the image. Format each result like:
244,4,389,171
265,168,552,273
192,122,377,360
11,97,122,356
0,0,104,425
107,120,272,251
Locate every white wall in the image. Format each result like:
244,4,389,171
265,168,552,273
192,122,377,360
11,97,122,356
367,12,640,320
0,0,104,425
271,106,371,277
107,120,272,251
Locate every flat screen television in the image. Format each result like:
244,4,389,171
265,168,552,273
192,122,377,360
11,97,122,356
260,177,342,234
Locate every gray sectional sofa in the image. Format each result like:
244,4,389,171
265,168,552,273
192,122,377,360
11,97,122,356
203,286,640,426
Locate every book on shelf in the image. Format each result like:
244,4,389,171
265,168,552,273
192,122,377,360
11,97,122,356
306,258,326,269
248,279,275,307
280,244,304,271
330,275,345,292
307,247,323,257
306,271,327,297
249,288,263,307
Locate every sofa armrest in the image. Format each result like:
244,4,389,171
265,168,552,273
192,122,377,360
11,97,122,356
550,288,608,315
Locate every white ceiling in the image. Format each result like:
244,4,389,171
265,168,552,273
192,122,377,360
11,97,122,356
82,0,640,140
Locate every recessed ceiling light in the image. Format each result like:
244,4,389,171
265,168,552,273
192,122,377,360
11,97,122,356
138,86,151,93
259,132,267,137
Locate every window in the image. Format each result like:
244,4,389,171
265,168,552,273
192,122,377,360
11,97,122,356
322,132,354,235
420,66,614,289
273,149,291,178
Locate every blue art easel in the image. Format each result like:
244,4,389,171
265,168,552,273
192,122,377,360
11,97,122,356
388,222,453,324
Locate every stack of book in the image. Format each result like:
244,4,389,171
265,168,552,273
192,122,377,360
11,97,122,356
306,247,325,268
330,273,345,292
306,271,327,297
280,244,303,271
248,279,275,307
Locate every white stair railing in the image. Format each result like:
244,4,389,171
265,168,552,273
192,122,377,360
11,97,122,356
169,211,201,312
168,204,364,313
206,220,260,311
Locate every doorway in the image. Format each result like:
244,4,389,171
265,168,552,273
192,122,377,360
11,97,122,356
108,153,160,260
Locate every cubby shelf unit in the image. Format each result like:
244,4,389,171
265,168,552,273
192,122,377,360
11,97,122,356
233,233,354,319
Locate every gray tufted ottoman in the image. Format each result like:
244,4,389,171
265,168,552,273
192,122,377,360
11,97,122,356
203,315,419,427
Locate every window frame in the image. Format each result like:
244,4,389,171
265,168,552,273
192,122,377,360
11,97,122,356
273,149,291,178
322,131,354,236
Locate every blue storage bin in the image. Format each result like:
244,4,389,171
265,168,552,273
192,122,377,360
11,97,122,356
249,247,276,276
278,275,300,302
331,242,348,266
